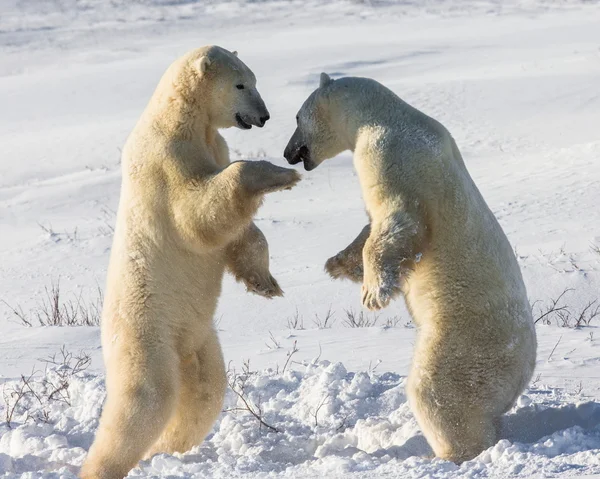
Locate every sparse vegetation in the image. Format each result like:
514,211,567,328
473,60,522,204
310,394,331,428
265,331,282,350
225,361,281,433
343,308,380,328
286,308,304,330
2,279,103,327
2,346,91,428
37,222,79,243
286,306,406,329
281,340,299,374
382,316,403,328
313,307,336,329
533,288,600,328
98,205,116,236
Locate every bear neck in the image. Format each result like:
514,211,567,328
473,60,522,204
149,62,216,145
153,91,219,151
329,80,401,153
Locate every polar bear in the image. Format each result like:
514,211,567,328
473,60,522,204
81,46,301,479
284,73,536,463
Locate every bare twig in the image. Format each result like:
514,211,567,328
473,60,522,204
2,369,37,428
2,280,103,327
2,300,32,327
534,288,573,325
1,348,90,428
226,369,280,433
312,394,331,428
383,316,402,328
313,306,336,329
265,331,281,350
287,308,304,330
281,340,299,374
534,290,600,328
547,335,562,362
343,308,379,328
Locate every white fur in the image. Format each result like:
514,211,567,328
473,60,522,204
81,46,300,479
287,75,536,463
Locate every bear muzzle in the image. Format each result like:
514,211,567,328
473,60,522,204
235,111,269,130
235,113,253,130
284,144,314,170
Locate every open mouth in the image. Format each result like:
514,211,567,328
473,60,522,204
288,145,310,165
296,146,316,171
302,158,316,171
285,144,318,171
235,113,252,130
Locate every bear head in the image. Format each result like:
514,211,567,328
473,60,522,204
185,46,270,130
283,72,343,171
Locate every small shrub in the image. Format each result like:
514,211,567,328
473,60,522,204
2,346,91,428
533,289,599,328
3,279,103,327
342,308,379,328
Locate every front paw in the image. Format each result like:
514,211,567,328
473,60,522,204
242,272,284,299
325,253,363,283
251,161,302,194
263,167,301,193
361,274,400,311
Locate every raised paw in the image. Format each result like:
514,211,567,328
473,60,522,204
361,275,401,311
261,167,302,194
325,253,363,283
242,272,284,299
240,160,301,195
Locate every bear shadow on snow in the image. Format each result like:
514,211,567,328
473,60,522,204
372,400,600,462
500,400,600,444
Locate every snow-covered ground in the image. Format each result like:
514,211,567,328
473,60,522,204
1,0,600,477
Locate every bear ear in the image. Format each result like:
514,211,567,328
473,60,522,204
232,50,238,57
193,55,212,74
319,72,333,88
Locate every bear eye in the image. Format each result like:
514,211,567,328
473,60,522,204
236,84,245,90
296,115,299,123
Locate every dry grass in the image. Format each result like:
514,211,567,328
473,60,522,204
286,308,304,330
224,361,281,433
313,307,336,329
2,346,91,428
2,279,103,327
533,288,600,328
342,308,380,328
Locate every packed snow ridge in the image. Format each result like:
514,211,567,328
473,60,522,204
1,358,599,478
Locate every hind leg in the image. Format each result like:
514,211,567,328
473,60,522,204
81,344,179,479
226,222,283,298
145,329,227,456
407,375,497,463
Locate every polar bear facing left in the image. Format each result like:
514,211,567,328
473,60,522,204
284,74,535,463
81,46,301,479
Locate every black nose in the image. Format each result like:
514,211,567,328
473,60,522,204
259,114,270,127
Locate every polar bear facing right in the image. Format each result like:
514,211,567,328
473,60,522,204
81,46,300,479
284,73,537,463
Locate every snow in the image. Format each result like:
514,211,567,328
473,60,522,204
1,356,600,478
1,0,600,477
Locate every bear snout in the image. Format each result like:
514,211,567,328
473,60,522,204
284,144,310,167
258,114,270,127
283,144,301,165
